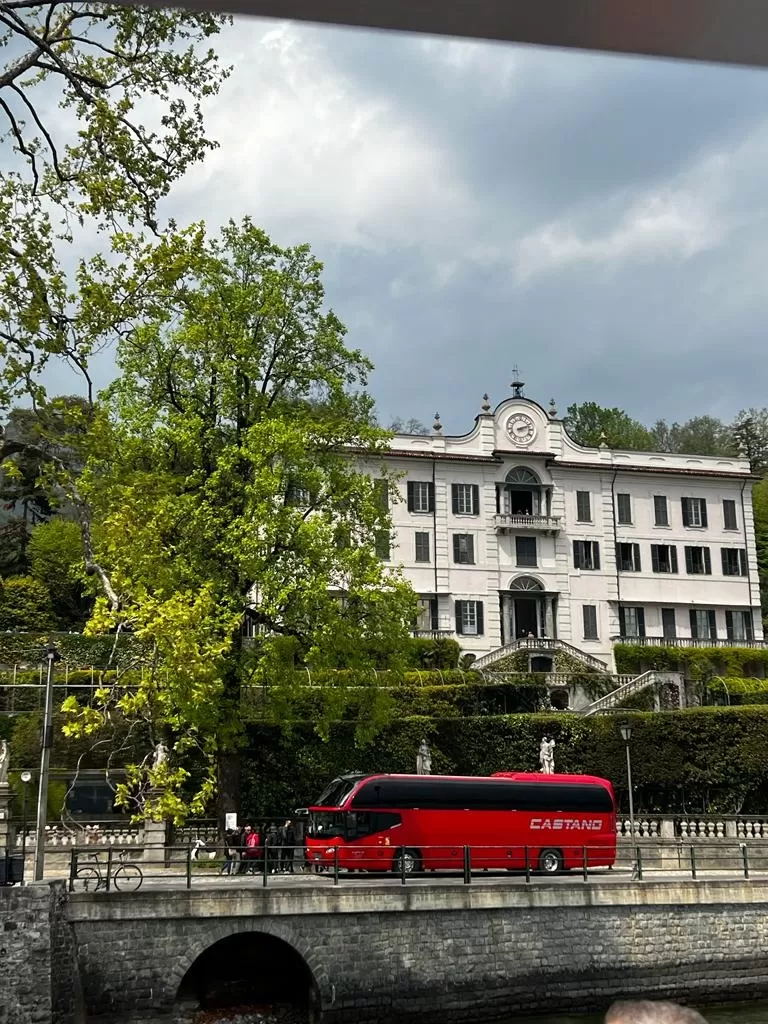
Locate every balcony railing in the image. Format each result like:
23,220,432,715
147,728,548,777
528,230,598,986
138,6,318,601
493,513,561,533
613,636,768,649
412,629,455,640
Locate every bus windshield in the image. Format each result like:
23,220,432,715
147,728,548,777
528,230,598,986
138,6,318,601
313,775,362,808
307,811,347,838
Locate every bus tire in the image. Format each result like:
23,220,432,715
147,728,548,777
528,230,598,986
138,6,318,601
393,848,421,875
538,848,563,875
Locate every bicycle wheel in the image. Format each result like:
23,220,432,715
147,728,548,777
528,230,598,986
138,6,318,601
74,867,101,892
113,864,143,893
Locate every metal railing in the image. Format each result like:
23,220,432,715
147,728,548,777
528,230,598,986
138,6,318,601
54,840,768,892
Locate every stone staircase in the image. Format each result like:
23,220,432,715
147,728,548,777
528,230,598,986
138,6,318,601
579,670,684,716
473,637,608,674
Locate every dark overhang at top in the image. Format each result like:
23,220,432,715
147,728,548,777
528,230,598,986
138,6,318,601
155,0,768,71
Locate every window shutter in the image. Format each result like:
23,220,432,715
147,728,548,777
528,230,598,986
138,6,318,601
427,482,435,513
651,546,660,573
703,548,712,575
618,607,627,635
467,535,475,564
689,609,698,638
592,542,600,570
633,544,641,571
471,484,480,515
739,549,748,576
725,610,734,641
452,535,461,563
573,540,580,569
708,609,717,639
451,484,459,515
455,600,464,635
681,497,691,527
637,608,646,637
746,613,754,641
700,499,708,528
615,543,621,567
407,481,415,512
670,546,678,574
685,547,693,574
476,601,484,636
721,549,728,575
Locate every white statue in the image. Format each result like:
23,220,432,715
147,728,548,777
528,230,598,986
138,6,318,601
539,736,555,775
152,741,168,769
416,739,432,776
0,739,8,785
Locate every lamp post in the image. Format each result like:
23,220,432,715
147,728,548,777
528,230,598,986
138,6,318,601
34,641,60,882
20,770,31,874
619,722,635,841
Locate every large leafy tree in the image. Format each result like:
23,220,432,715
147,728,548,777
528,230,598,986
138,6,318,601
62,219,417,824
563,402,655,450
0,1,229,407
649,415,734,457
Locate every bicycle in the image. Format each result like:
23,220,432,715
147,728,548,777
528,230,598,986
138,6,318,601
73,849,143,893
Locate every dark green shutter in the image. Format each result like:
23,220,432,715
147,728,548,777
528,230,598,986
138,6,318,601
476,602,484,635
746,613,754,641
451,484,459,515
572,540,580,568
700,500,708,528
670,546,678,573
721,548,728,575
407,481,415,512
427,482,435,513
739,549,748,576
689,609,698,637
725,610,734,641
651,546,660,573
592,542,600,570
703,548,712,575
455,600,464,635
452,535,460,562
633,544,641,571
618,607,626,635
637,608,646,637
467,535,475,564
708,609,717,638
685,547,693,573
681,497,691,526
471,484,480,515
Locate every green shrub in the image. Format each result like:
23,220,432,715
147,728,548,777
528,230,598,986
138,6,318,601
615,644,768,680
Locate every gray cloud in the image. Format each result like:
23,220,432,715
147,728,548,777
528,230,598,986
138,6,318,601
42,18,768,434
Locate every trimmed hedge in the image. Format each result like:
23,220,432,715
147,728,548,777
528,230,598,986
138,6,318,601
241,705,768,819
615,644,768,680
706,677,768,706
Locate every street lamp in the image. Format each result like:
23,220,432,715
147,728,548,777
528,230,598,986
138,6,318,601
619,722,635,842
34,641,60,882
20,771,31,875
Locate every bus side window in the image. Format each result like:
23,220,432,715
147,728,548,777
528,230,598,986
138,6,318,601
347,812,401,839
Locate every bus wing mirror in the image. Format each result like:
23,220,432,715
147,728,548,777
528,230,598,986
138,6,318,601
294,808,309,817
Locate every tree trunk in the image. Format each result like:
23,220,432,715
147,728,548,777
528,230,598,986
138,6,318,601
216,627,245,838
216,750,241,838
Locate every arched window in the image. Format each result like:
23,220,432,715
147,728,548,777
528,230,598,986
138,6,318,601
509,575,544,592
505,467,540,486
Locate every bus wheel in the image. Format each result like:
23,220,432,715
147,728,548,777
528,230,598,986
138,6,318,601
538,848,563,875
393,848,420,875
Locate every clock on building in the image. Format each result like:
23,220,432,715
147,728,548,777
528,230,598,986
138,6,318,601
506,413,536,447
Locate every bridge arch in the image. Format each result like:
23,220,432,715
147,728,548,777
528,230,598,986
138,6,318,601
170,921,328,1022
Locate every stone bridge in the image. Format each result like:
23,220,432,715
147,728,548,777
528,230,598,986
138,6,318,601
8,879,768,1024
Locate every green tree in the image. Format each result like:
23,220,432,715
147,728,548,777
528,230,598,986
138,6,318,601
563,402,655,450
388,417,429,435
0,575,55,630
649,415,733,456
0,3,229,407
28,518,92,627
732,409,768,476
61,219,417,825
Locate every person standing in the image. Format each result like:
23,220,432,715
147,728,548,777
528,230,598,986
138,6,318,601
280,820,296,874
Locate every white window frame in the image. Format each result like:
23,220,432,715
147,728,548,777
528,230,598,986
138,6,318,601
688,498,705,527
412,481,432,514
623,606,643,637
693,609,715,639
454,483,476,516
461,601,478,635
730,610,750,641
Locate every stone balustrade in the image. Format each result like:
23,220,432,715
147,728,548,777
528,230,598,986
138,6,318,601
14,822,143,848
616,815,768,840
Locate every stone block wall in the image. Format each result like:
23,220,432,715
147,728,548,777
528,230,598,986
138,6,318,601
0,881,81,1024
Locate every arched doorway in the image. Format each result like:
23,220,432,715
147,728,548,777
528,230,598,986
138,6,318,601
496,466,550,517
175,931,319,1023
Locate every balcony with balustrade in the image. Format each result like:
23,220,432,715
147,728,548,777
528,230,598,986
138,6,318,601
493,512,562,534
613,635,768,650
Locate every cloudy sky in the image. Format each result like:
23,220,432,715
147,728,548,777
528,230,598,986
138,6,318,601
96,18,768,431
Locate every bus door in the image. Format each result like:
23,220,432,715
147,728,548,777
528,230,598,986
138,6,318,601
345,811,402,871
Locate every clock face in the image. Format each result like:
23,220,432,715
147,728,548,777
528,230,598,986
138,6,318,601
507,413,536,447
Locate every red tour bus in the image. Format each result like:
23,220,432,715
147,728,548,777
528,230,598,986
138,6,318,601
303,771,616,875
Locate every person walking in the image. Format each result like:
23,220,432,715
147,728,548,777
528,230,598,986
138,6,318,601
280,820,296,874
244,823,261,874
221,829,238,876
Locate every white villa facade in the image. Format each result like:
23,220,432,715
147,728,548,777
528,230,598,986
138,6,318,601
372,389,763,670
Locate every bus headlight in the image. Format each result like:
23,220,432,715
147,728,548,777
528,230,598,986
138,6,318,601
325,848,336,855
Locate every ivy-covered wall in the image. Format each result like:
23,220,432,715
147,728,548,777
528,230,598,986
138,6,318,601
241,706,768,820
615,644,768,680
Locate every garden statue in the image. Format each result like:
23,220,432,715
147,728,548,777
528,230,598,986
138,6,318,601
416,739,432,775
152,740,169,769
0,738,8,786
539,736,555,775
